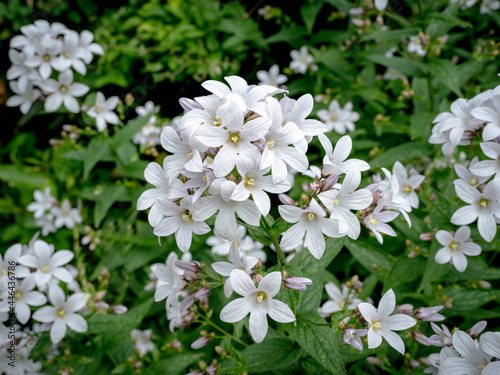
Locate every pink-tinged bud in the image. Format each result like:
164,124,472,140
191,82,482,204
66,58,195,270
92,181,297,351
186,371,204,375
133,361,142,369
461,131,474,142
320,174,339,191
310,181,320,190
179,97,202,112
365,183,379,193
349,7,365,15
95,301,110,310
184,270,198,282
409,359,420,368
144,281,156,291
479,280,491,288
95,291,106,300
366,357,381,365
180,294,196,312
206,364,218,375
314,94,325,103
408,250,417,258
112,305,128,314
415,306,445,322
191,336,209,349
352,18,366,28
352,280,363,290
172,339,182,349
195,287,211,300
429,193,437,202
419,232,434,241
412,331,433,346
284,276,313,291
175,260,199,273
278,194,296,205
254,274,264,284
468,321,487,339
311,64,318,72
396,304,414,316
81,104,89,112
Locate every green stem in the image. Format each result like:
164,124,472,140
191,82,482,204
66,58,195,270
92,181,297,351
73,228,89,293
236,219,268,238
427,73,434,111
199,317,248,347
260,218,287,267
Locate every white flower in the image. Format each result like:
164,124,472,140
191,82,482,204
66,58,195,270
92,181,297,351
375,0,388,11
220,270,295,343
318,134,370,177
0,346,42,375
23,35,63,79
136,101,158,123
154,196,211,253
207,225,266,260
132,123,162,146
51,199,82,229
27,187,57,219
55,30,88,75
152,252,186,303
318,282,361,317
0,244,30,281
358,289,416,355
131,329,155,357
454,157,490,187
480,331,500,362
343,328,368,351
7,49,40,81
18,240,74,286
40,69,89,113
469,142,500,180
212,242,259,297
13,275,47,324
192,178,261,240
32,284,87,344
392,161,425,209
434,226,481,272
318,171,373,239
6,76,41,114
36,213,57,236
363,203,399,244
480,0,500,14
407,36,426,57
450,180,500,242
279,199,343,259
87,91,120,132
290,46,314,74
428,322,453,347
439,330,496,375
257,65,287,87
317,100,360,134
77,30,104,64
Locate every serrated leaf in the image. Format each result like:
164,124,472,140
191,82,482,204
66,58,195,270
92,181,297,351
384,258,425,292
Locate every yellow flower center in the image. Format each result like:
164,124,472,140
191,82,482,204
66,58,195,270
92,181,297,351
60,85,68,93
229,133,240,143
202,175,208,182
95,107,102,114
403,186,412,193
370,218,377,224
266,141,275,148
256,291,267,303
234,240,240,247
41,266,48,273
2,270,7,276
478,365,485,370
479,198,488,208
213,116,222,126
14,291,22,299
348,333,354,339
449,242,458,250
330,115,338,122
57,309,65,318
63,52,70,58
182,211,192,221
307,212,316,221
61,210,70,217
244,177,255,187
339,301,346,309
470,178,478,186
186,152,194,159
333,199,340,205
372,321,382,330
43,54,51,62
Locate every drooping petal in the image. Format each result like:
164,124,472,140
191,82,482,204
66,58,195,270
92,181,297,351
249,308,268,343
267,299,295,323
220,297,251,323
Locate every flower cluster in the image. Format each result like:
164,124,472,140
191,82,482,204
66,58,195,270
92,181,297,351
6,20,103,114
132,101,164,146
0,236,87,355
27,187,82,236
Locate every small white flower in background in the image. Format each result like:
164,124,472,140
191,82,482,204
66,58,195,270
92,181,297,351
131,329,155,357
212,242,259,297
136,100,158,124
87,91,120,132
317,100,360,134
27,187,57,219
51,199,82,229
434,226,481,272
480,0,500,14
450,180,500,242
56,30,88,75
23,35,63,80
256,65,287,87
450,0,480,10
0,244,30,280
392,161,425,209
6,76,41,114
0,346,42,374
290,46,314,74
151,252,186,303
363,203,399,244
18,239,75,286
439,330,498,374
318,281,361,318
77,30,104,64
358,289,417,355
132,123,162,147
154,196,211,253
220,270,295,343
32,284,88,345
279,199,343,259
13,275,47,324
469,142,500,179
36,213,58,236
428,322,453,347
375,0,388,11
318,134,370,178
7,49,41,81
207,225,267,261
407,36,427,57
343,328,368,351
454,156,490,187
40,69,89,113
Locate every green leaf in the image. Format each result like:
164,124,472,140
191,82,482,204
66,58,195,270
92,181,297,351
83,137,112,180
369,142,431,169
418,241,452,292
366,55,427,77
345,240,393,279
427,12,472,28
112,113,154,147
152,354,202,375
266,26,308,45
410,110,436,140
242,338,300,373
446,289,500,315
301,2,323,34
0,164,46,188
93,185,128,227
448,259,500,281
427,59,463,97
384,258,426,292
289,311,345,374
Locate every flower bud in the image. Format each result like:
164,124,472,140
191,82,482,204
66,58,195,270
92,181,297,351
320,174,339,191
396,304,414,316
184,270,198,282
412,331,433,346
284,276,313,291
352,18,366,28
254,274,264,284
419,232,434,241
478,280,491,289
467,320,487,339
215,346,225,355
366,357,381,365
414,306,445,322
428,193,437,202
191,336,209,349
111,305,128,314
175,260,199,273
206,363,218,375
278,194,296,205
349,7,365,15
195,287,211,300
180,294,196,312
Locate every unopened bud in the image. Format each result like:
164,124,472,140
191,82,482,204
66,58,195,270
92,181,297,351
396,304,414,316
284,276,313,291
175,260,199,273
184,270,198,282
352,18,365,28
468,320,487,339
478,280,491,288
111,305,128,314
310,180,320,190
191,336,209,349
254,274,264,284
349,7,365,15
321,174,339,191
215,346,225,355
179,97,202,112
428,193,437,202
195,287,211,300
419,232,434,241
366,357,381,365
179,294,196,312
338,321,346,331
278,194,296,205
